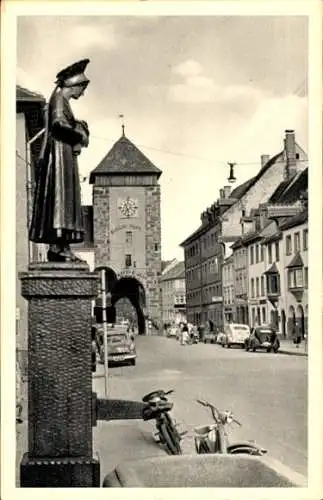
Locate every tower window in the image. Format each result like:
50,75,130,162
154,243,159,252
125,231,133,245
125,254,132,267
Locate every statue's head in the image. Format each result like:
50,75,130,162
55,58,90,99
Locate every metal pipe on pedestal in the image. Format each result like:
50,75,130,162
26,127,46,264
100,269,109,397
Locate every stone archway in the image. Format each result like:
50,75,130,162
287,305,296,339
281,309,286,338
94,266,118,292
296,305,305,340
111,277,147,335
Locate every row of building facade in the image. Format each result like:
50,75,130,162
180,130,308,339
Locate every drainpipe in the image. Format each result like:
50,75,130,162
26,127,46,264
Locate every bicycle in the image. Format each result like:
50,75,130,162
142,389,185,455
194,399,267,455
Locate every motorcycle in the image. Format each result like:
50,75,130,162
194,399,267,456
142,389,186,455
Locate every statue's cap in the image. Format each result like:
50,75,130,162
55,59,90,87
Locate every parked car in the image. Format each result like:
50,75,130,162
203,331,218,344
99,330,137,366
244,326,280,353
221,323,250,348
167,325,178,338
216,331,226,344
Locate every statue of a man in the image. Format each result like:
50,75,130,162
29,59,90,262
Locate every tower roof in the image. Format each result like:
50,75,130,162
89,135,162,183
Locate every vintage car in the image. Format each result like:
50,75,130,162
99,329,137,366
221,323,251,348
244,326,280,353
203,331,218,344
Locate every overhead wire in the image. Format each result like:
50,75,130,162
16,78,307,171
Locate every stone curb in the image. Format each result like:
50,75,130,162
278,349,308,357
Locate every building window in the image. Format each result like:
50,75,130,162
304,267,308,288
125,254,132,267
250,246,254,265
256,277,259,297
262,307,266,324
260,244,264,261
268,244,272,264
154,243,159,252
267,274,280,294
251,278,255,298
285,235,292,255
125,231,132,245
275,241,280,262
255,244,259,263
303,229,308,251
288,268,303,289
294,232,300,252
261,276,265,296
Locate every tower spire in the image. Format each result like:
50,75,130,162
119,114,125,137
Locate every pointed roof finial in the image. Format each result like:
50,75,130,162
119,114,125,137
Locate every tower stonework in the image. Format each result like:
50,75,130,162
90,134,162,330
145,185,162,321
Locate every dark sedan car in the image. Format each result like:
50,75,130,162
244,326,280,353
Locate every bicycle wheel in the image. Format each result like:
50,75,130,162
159,421,182,455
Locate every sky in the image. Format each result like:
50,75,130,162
17,15,308,261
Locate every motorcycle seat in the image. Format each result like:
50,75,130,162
194,424,217,436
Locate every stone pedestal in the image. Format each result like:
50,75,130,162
19,262,100,487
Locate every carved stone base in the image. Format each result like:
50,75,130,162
20,453,100,487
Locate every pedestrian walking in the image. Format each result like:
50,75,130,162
180,324,189,345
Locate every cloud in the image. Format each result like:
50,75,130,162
172,59,203,78
169,59,263,105
169,79,263,105
235,94,308,156
16,67,45,96
69,24,117,50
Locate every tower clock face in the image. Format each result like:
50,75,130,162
118,197,138,218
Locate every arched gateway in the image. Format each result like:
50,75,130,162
90,130,162,332
94,267,147,334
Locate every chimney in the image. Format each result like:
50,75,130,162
223,186,231,198
284,129,297,179
219,188,225,199
261,154,270,168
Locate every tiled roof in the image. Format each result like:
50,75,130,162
161,260,174,272
230,177,255,199
230,152,283,204
262,231,282,244
286,251,304,268
240,230,263,245
160,261,185,281
264,262,279,274
279,209,308,231
231,237,243,250
269,168,308,204
16,85,46,159
16,85,45,103
89,135,162,183
181,152,283,246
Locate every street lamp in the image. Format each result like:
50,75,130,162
227,162,237,183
